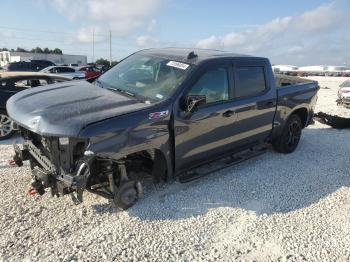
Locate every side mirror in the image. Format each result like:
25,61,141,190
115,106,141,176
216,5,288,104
184,94,206,113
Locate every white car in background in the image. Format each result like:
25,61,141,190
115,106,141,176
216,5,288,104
337,80,350,108
40,66,86,79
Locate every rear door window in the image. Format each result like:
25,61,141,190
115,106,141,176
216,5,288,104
234,67,266,98
60,67,75,73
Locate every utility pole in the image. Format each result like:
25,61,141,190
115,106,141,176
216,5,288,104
92,29,95,63
109,30,112,66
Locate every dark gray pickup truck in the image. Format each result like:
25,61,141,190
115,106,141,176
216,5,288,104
7,48,319,210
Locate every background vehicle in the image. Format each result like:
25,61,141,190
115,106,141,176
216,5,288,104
77,66,102,79
40,66,85,79
325,66,349,77
298,65,328,76
0,72,71,140
3,61,45,72
30,59,55,68
8,48,319,210
337,80,350,107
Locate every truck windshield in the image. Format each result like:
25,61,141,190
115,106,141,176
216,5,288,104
98,54,192,103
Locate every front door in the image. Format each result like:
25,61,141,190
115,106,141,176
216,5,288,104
174,63,239,172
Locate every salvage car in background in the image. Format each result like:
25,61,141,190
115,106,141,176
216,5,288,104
337,80,350,108
8,48,319,210
77,65,102,79
40,66,86,79
3,61,46,72
0,72,71,140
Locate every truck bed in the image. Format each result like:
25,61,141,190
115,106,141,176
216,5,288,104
275,73,314,88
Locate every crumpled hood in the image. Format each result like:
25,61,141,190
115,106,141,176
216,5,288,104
6,80,151,137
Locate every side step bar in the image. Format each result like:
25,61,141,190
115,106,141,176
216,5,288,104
178,146,267,183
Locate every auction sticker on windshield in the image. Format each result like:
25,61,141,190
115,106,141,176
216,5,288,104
167,61,189,70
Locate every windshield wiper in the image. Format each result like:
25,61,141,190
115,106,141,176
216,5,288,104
94,79,104,88
107,87,135,97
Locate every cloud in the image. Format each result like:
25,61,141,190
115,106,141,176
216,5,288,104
136,35,158,47
66,27,106,44
52,0,87,21
196,2,350,65
52,0,162,41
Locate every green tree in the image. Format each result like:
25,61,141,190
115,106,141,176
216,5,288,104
43,47,50,54
95,58,110,67
96,58,119,67
16,47,28,52
52,48,62,54
32,47,43,53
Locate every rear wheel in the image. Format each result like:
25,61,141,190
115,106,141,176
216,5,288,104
273,114,302,153
0,110,14,140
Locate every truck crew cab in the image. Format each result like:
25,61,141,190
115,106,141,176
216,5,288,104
7,48,319,210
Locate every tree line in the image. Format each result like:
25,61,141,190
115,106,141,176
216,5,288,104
0,47,118,66
0,47,63,54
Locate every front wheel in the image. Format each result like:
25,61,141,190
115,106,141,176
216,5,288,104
111,180,143,211
273,114,302,154
0,110,14,140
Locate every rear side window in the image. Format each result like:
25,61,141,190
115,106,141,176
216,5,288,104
234,67,266,98
30,63,42,71
62,67,75,73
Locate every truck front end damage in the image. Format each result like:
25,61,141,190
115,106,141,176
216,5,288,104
13,130,143,208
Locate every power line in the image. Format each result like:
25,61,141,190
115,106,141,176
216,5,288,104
0,26,108,37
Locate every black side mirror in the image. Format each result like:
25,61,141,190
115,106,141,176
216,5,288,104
184,94,206,113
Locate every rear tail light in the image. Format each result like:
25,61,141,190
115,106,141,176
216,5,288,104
341,90,350,93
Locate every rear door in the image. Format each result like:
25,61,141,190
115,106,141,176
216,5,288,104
230,59,277,145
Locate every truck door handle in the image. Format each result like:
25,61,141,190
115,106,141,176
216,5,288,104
257,100,276,109
266,101,275,106
222,110,235,117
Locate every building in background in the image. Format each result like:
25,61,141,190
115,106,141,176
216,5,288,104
272,65,299,75
0,51,87,67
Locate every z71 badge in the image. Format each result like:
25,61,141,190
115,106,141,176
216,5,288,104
149,110,169,120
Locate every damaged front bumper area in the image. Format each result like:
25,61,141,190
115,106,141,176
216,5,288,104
13,131,144,209
13,135,93,203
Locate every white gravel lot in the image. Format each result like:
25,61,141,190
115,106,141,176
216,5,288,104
1,77,350,261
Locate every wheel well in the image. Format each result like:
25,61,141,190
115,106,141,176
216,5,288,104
292,108,308,127
123,149,168,183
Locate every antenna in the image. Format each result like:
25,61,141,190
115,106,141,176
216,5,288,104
109,30,112,66
92,29,95,63
187,51,197,59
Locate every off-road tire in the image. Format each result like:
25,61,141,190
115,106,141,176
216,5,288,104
273,114,302,154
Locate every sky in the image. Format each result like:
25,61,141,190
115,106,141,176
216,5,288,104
0,0,349,65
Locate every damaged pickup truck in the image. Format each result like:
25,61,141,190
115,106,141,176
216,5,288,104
7,48,319,210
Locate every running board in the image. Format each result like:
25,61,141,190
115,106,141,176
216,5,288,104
178,146,267,183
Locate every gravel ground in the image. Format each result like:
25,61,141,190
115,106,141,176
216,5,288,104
1,77,350,261
309,76,350,117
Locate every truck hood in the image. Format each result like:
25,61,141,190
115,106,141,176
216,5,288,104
6,80,151,137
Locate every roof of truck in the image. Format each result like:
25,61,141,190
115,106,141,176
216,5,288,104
138,48,254,65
